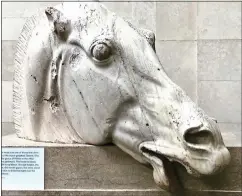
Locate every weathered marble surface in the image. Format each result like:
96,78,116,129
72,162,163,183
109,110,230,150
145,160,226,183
12,2,231,192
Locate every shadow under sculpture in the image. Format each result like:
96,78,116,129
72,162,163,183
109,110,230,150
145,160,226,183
13,2,231,193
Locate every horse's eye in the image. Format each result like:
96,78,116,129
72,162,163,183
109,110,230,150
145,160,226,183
91,43,112,62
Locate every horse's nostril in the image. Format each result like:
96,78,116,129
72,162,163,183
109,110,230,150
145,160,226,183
184,129,214,145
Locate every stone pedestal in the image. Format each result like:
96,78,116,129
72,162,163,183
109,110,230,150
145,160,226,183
2,135,241,196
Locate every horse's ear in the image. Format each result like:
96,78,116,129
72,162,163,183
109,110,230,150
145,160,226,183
45,7,61,23
139,28,156,52
125,19,156,51
211,117,218,123
45,7,71,41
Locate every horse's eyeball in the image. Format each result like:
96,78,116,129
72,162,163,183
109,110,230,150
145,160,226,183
91,43,112,62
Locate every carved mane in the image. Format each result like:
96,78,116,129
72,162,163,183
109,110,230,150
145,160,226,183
13,13,41,135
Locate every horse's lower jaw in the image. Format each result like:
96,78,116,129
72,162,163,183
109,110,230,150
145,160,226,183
139,142,192,192
139,146,178,191
139,142,198,175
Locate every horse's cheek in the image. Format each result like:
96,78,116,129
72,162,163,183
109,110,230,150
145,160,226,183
58,58,110,144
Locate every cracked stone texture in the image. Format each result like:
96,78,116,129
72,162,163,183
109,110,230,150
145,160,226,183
198,40,241,80
197,2,241,39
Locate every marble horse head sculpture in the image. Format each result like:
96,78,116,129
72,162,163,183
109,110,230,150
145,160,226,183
13,2,230,191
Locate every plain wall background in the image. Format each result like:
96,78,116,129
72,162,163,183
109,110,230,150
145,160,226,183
2,1,241,146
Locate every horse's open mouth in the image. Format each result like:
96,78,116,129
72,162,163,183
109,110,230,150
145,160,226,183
140,145,185,194
139,143,199,174
139,142,201,194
